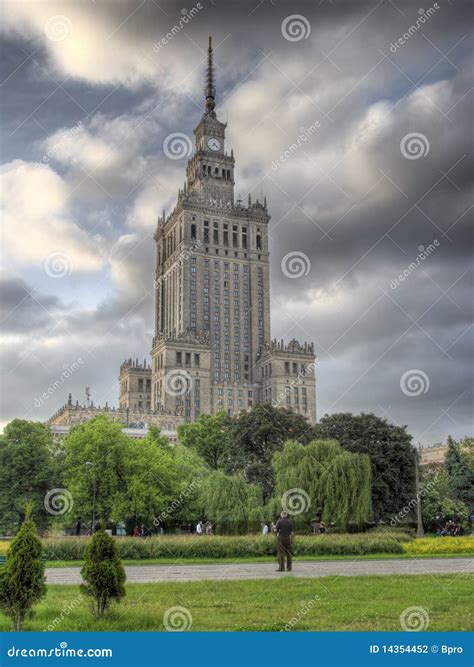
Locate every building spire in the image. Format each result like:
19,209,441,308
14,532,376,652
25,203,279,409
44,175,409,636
205,35,216,117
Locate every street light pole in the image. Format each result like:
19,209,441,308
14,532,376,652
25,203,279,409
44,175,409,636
415,443,424,538
85,461,97,534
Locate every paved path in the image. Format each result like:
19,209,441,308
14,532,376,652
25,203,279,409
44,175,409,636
46,557,473,584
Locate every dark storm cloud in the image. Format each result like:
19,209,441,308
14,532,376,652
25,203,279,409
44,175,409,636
0,276,66,333
0,0,472,441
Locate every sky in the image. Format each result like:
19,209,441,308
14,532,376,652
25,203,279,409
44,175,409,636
0,0,472,445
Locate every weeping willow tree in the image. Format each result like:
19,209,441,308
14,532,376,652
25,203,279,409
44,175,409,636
272,440,372,529
199,471,264,534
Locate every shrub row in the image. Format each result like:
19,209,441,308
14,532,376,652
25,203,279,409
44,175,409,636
39,532,410,561
403,536,474,554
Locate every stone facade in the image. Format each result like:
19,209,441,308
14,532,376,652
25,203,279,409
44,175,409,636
119,358,152,411
48,397,183,442
257,339,317,423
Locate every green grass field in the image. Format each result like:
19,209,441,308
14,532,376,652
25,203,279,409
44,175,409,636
1,574,472,632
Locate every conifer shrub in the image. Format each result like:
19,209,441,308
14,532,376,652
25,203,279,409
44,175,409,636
0,505,46,630
80,529,126,618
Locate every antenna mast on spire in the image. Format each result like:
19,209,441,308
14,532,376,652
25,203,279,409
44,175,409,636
205,36,216,117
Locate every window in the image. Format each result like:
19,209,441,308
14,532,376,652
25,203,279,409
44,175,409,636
213,222,219,244
176,352,182,365
256,234,262,250
285,362,290,375
146,379,151,392
293,362,298,375
242,226,247,249
223,224,229,246
204,220,209,243
191,223,196,240
185,352,191,367
194,353,200,367
233,225,238,247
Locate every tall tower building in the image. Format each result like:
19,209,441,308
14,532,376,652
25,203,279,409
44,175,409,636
150,37,316,422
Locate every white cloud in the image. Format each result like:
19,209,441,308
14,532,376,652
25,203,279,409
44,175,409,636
1,1,207,92
0,160,105,272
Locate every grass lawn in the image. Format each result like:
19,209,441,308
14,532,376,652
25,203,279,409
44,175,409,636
1,574,472,632
45,552,474,567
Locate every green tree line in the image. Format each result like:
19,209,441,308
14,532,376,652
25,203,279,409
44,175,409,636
0,406,471,535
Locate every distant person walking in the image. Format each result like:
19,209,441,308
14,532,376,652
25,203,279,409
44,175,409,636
196,521,203,536
262,523,269,535
270,520,277,534
205,521,213,535
275,511,294,572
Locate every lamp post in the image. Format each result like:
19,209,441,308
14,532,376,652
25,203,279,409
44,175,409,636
85,461,96,534
415,444,424,538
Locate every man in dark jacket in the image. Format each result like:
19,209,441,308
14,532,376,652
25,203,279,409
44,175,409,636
275,511,294,572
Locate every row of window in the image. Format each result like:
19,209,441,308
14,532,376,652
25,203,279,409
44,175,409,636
191,220,263,250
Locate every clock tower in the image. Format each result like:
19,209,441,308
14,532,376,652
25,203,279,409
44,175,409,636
186,37,235,206
150,35,317,424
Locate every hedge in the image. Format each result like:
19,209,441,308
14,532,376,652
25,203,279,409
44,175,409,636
404,536,474,555
40,532,409,561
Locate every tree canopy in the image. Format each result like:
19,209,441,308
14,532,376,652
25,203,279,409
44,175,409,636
0,420,55,532
272,439,372,529
199,470,264,533
313,413,416,521
225,403,314,500
445,436,474,508
177,412,231,470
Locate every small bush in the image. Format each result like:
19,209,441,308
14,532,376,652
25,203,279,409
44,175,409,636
404,536,474,555
81,529,126,618
0,508,46,630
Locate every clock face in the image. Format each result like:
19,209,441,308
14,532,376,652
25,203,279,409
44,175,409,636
207,137,221,152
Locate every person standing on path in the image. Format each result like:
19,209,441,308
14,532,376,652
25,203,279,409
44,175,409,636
275,511,294,572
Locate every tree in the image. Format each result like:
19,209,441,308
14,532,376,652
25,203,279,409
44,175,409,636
462,437,474,473
313,413,416,522
0,420,55,533
272,440,372,529
81,528,126,618
445,436,474,507
420,468,470,532
64,416,182,531
0,505,46,630
159,445,210,529
226,404,314,501
178,412,231,470
199,471,264,534
63,416,130,529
